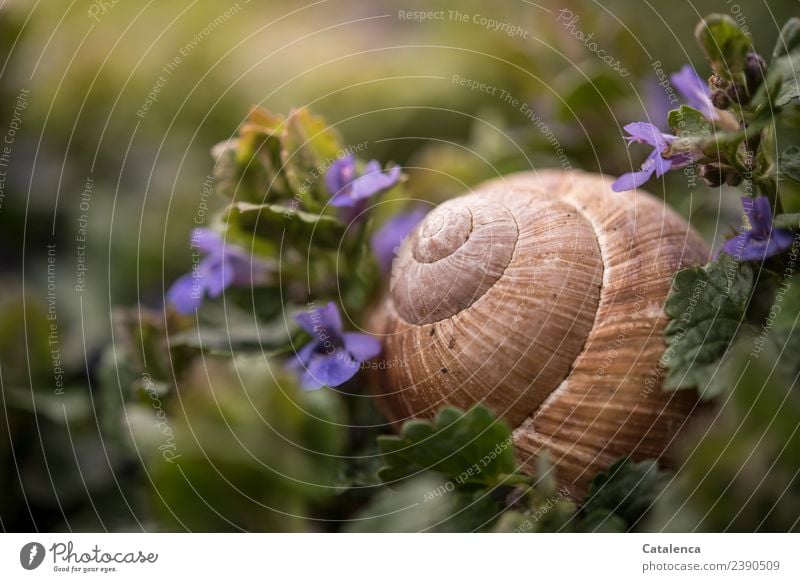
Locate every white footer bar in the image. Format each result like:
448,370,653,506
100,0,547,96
1,533,797,581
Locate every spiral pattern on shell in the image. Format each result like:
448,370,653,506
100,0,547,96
368,170,709,495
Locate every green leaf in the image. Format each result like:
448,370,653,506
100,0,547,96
579,458,669,532
3,385,91,425
224,200,345,251
694,14,751,82
661,254,755,398
768,19,800,107
769,57,800,107
168,319,296,356
666,106,715,158
280,107,344,208
779,145,800,183
376,405,519,488
211,108,291,204
668,105,714,138
774,213,800,229
773,17,800,60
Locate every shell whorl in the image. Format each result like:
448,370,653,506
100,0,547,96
391,197,518,324
369,170,709,494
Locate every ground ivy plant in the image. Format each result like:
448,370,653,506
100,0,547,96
632,15,800,400
166,106,425,388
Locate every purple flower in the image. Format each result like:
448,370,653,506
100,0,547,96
167,228,270,315
671,65,717,120
721,197,795,261
370,207,428,273
325,155,402,208
289,302,381,390
645,75,674,130
611,122,694,192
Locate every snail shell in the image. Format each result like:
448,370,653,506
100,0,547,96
368,170,709,495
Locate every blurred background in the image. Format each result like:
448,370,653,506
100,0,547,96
0,0,798,532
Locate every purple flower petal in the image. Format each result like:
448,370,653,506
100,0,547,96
722,232,750,259
736,234,787,261
611,166,657,192
649,149,674,178
228,255,266,287
348,164,400,202
770,228,797,254
325,155,356,198
327,157,402,207
191,228,224,254
286,341,317,380
612,122,690,192
201,256,234,298
342,332,381,361
294,311,318,335
167,228,270,314
167,273,204,315
743,196,772,232
671,65,717,120
300,351,360,390
370,207,428,273
292,341,317,367
721,197,796,260
622,122,671,148
317,301,343,334
294,301,344,337
645,76,674,131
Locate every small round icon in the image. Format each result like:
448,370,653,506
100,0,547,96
20,542,46,570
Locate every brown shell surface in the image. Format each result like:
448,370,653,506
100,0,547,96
367,170,709,495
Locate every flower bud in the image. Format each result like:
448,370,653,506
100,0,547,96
711,89,731,109
745,52,767,95
699,163,742,187
725,82,747,105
